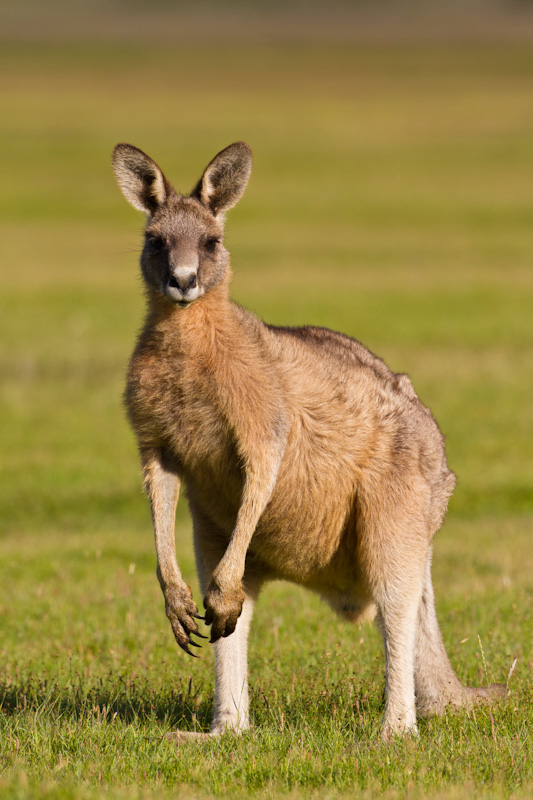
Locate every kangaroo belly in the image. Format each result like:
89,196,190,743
251,482,355,580
185,442,358,582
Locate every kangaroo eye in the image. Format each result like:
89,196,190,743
204,237,220,253
146,235,165,251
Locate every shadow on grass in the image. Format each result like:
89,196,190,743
0,670,385,739
0,673,214,732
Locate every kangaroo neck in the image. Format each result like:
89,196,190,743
143,281,236,358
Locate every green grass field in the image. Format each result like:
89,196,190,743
0,38,532,799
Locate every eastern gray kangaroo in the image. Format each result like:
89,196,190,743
112,142,504,740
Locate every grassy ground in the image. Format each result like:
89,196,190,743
0,39,532,799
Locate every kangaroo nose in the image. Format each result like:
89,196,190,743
169,271,197,292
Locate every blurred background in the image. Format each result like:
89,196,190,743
0,0,531,728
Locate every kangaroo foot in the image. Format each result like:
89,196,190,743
462,683,508,706
165,730,215,743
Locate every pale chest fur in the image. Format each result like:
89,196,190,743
127,326,234,456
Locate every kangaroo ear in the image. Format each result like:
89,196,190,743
193,142,252,217
112,143,170,215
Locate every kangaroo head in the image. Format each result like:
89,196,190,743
112,142,253,307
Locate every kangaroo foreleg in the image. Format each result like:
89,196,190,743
203,449,283,641
142,448,204,656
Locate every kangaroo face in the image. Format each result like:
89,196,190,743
112,142,253,308
142,198,227,307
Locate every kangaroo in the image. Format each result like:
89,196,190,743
112,142,505,741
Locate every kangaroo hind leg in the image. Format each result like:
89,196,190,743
194,511,263,737
360,504,430,740
166,589,258,743
415,551,507,717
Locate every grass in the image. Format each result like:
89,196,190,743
0,35,532,799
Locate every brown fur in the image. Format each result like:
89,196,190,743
112,142,506,740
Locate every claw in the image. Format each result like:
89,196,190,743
188,639,202,648
181,643,199,658
192,613,205,621
190,629,208,640
223,619,237,638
